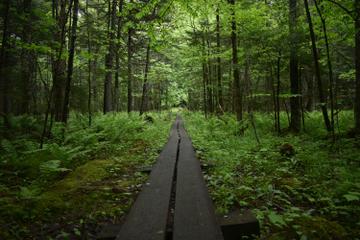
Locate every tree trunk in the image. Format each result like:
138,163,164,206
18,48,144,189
52,0,68,121
86,0,92,126
355,0,360,131
305,73,314,111
314,0,336,138
289,0,301,132
92,46,99,111
114,0,124,112
272,52,282,134
206,33,213,114
0,0,11,127
304,0,331,131
127,28,134,113
20,0,36,114
103,0,117,113
202,33,208,117
229,0,242,121
202,62,208,117
62,0,79,123
140,42,151,116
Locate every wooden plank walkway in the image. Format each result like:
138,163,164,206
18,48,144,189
173,120,223,240
115,116,224,240
115,118,180,240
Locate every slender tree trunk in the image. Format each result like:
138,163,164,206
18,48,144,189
127,28,134,113
314,0,336,139
140,42,151,116
0,0,11,127
216,7,224,112
229,0,242,121
206,32,213,114
271,68,277,131
62,0,79,123
271,65,278,132
52,0,68,121
20,0,35,114
203,62,208,117
304,0,331,131
40,85,55,149
104,0,117,113
299,67,306,130
92,46,99,111
289,0,301,132
276,51,282,134
355,0,360,131
114,0,124,112
202,33,208,117
305,73,314,111
86,0,92,126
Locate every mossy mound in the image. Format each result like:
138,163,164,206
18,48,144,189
269,216,347,240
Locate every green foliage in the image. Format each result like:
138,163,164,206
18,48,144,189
183,111,360,239
0,112,173,239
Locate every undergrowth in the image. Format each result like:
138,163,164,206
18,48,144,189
183,110,360,239
0,112,173,239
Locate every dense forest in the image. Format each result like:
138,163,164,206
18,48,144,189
0,0,359,239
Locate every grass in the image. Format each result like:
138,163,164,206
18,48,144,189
182,110,360,239
1,109,359,239
0,111,173,239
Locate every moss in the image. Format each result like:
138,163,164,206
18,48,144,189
295,216,347,239
36,159,115,212
268,216,347,240
0,112,172,239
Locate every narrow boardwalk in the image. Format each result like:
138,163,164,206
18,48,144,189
116,116,223,240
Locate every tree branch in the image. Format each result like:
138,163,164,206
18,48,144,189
325,0,355,19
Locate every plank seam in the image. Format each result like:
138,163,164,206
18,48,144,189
165,120,181,240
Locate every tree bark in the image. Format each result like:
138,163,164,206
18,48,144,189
20,0,36,114
275,52,281,134
201,31,208,117
62,0,79,123
114,0,124,112
140,42,151,116
355,0,360,131
314,0,336,138
216,8,224,111
304,0,331,131
86,0,92,126
229,0,242,121
127,28,134,113
206,30,213,114
52,0,68,121
202,62,208,117
0,0,11,126
289,0,301,132
103,0,117,114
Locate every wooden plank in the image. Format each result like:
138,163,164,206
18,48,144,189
116,119,179,240
173,119,224,240
219,209,260,240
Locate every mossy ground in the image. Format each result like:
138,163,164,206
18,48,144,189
0,112,173,239
183,110,360,239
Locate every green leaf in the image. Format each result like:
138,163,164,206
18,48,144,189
268,211,286,227
39,160,70,174
19,186,40,200
74,228,81,236
343,192,360,202
300,235,308,240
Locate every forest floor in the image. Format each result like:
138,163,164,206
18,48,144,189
183,111,360,239
0,112,172,239
0,110,359,239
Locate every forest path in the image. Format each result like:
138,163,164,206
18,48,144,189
115,115,223,240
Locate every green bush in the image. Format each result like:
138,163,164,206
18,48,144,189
183,111,360,239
